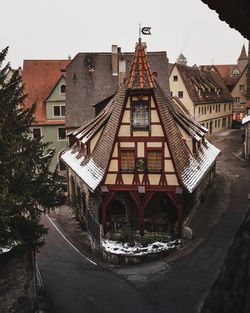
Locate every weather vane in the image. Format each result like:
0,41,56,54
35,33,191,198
139,23,152,42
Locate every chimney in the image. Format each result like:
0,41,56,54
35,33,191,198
119,59,126,86
111,45,118,76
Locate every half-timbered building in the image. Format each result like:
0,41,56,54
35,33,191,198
62,41,220,239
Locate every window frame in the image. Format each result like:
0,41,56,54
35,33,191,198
131,99,150,131
146,148,163,173
53,105,66,118
173,75,178,82
32,127,42,140
178,91,183,98
57,127,67,141
120,148,135,173
60,84,66,94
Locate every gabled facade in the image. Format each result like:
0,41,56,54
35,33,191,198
231,65,247,122
169,63,233,134
62,42,220,239
22,60,70,171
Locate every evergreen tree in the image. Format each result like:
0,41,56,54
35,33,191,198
0,47,59,249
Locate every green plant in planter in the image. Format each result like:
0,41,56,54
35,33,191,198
136,158,146,171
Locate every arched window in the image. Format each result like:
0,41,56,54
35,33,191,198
60,84,66,94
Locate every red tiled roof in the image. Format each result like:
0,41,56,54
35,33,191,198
214,64,237,78
127,42,156,90
22,60,70,124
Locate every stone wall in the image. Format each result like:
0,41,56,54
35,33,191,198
0,245,35,313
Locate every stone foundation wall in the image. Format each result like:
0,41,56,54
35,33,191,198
0,245,35,313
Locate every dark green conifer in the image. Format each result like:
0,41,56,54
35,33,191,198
0,47,59,249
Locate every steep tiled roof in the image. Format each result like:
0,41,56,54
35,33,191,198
200,64,245,91
127,42,156,89
66,50,169,128
62,85,127,191
62,43,220,193
22,60,70,124
201,0,250,40
176,63,233,103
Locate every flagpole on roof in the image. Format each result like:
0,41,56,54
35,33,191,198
139,23,142,43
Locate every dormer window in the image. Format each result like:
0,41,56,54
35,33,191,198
60,84,66,94
131,99,150,130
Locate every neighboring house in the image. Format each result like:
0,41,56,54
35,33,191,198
22,60,70,172
65,44,170,132
169,63,233,134
62,41,220,240
231,64,247,122
200,46,248,125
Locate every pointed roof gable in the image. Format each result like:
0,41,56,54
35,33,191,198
127,42,156,90
62,43,220,193
238,44,248,61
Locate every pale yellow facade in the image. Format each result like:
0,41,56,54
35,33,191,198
101,93,196,187
170,65,233,135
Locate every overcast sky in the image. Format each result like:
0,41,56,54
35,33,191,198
1,0,248,69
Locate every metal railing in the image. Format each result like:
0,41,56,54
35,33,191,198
86,210,101,247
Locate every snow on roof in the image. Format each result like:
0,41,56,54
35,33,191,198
61,149,104,192
242,115,250,125
181,139,221,193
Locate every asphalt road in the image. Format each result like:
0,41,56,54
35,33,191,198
38,129,250,313
38,214,158,313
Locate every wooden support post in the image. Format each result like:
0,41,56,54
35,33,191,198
101,204,107,235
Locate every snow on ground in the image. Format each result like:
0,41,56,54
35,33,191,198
102,239,182,256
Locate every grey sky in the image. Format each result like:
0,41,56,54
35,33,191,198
1,0,248,69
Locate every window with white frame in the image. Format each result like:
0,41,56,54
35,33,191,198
53,105,65,117
60,84,66,94
58,127,66,140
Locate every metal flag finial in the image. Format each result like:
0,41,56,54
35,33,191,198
139,23,142,43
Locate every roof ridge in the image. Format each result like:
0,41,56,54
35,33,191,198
127,43,156,90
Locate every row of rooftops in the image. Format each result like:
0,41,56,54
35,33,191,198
21,43,248,128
